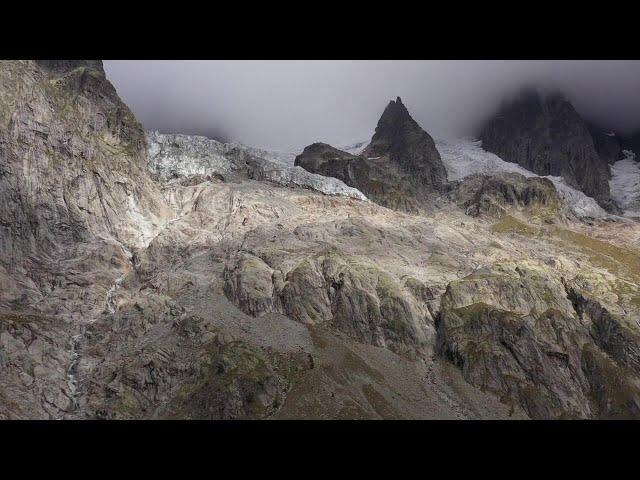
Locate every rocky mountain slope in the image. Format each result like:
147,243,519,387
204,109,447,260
2,61,640,420
479,89,617,212
294,97,448,212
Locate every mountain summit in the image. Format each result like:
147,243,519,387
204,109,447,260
3,64,640,421
362,96,447,188
479,88,618,212
295,97,447,211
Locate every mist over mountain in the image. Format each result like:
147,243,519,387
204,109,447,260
105,60,640,149
4,60,640,421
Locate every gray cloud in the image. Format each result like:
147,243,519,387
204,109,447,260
104,60,640,150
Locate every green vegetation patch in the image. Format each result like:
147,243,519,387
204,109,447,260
491,215,537,236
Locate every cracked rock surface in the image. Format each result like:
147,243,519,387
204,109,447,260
2,61,640,419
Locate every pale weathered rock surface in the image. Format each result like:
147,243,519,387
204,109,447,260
2,61,640,420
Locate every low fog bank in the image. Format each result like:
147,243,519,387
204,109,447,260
105,60,640,150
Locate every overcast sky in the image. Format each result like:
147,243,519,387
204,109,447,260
104,61,640,150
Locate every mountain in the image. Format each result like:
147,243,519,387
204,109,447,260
621,131,640,159
294,97,448,212
0,60,174,418
2,62,640,420
0,60,172,320
588,125,624,165
479,89,618,212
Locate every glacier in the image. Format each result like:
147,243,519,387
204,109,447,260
147,131,628,220
146,132,367,201
435,137,609,219
609,150,640,218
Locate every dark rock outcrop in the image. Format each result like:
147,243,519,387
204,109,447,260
620,131,640,160
453,172,563,219
77,304,307,419
295,97,447,211
588,125,623,165
479,89,618,212
361,96,447,187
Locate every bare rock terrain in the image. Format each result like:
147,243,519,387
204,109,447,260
2,61,640,419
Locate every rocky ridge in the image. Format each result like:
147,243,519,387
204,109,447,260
479,89,617,212
2,61,640,420
294,97,448,212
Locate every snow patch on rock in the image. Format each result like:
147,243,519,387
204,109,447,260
436,137,609,219
250,158,367,200
610,150,640,218
147,132,367,201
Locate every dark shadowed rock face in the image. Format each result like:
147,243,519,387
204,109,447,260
621,131,640,160
479,89,617,212
362,97,447,187
295,97,448,212
588,125,623,165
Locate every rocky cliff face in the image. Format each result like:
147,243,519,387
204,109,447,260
0,60,173,321
620,131,640,160
0,60,174,418
295,97,447,212
588,125,623,165
437,263,640,419
2,63,640,420
479,89,617,212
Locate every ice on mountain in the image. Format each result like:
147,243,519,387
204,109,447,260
147,132,367,201
610,150,640,218
436,137,609,219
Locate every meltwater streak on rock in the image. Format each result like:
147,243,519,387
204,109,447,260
63,333,82,417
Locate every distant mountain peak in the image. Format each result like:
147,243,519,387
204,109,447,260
480,88,618,212
296,97,447,211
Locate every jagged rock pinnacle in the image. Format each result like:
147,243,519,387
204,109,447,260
296,97,447,211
